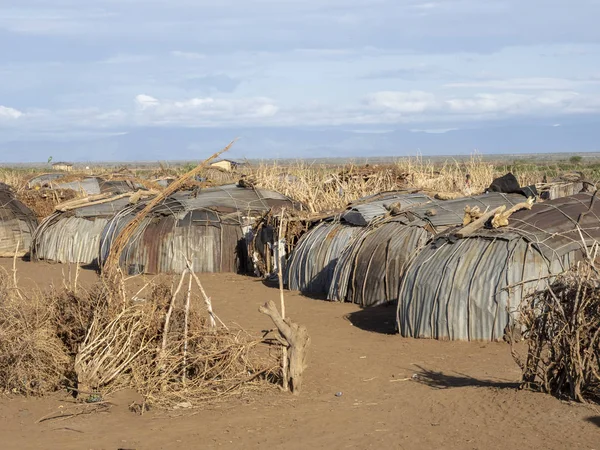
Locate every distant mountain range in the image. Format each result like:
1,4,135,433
2,120,600,163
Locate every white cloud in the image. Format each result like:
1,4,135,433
445,91,580,115
365,91,437,113
133,94,279,125
0,105,23,119
135,94,160,109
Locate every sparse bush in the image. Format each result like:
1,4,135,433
512,262,600,404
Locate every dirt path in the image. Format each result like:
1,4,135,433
0,260,598,450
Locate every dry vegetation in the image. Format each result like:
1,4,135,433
249,155,543,213
512,260,600,404
0,270,279,410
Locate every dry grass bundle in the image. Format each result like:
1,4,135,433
512,262,600,404
131,325,275,409
18,188,80,220
57,271,279,409
0,273,70,395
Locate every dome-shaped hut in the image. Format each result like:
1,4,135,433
284,191,432,296
31,192,154,266
328,192,532,307
397,192,600,341
0,183,38,257
99,184,302,275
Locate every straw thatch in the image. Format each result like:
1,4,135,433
0,183,38,257
99,184,302,275
397,192,600,341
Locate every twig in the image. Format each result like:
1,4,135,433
161,270,188,357
183,264,193,384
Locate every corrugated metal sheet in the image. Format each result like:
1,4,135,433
539,181,584,200
393,192,531,232
328,224,430,306
324,192,533,306
284,193,433,297
53,177,141,196
27,173,66,188
31,196,136,265
99,185,300,275
341,193,432,226
396,192,600,341
0,188,38,257
284,222,363,295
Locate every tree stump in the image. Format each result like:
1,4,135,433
259,301,310,394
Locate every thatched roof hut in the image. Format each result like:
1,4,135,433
328,192,532,307
284,192,432,296
0,183,38,257
99,184,302,275
397,192,600,341
31,194,149,266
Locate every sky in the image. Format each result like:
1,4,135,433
1,0,600,161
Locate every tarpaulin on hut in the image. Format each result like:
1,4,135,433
397,192,600,342
99,184,301,275
31,195,141,266
284,192,432,296
0,184,38,257
27,174,143,196
328,192,532,307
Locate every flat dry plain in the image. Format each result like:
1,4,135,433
0,259,598,450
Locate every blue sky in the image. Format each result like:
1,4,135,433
1,0,600,161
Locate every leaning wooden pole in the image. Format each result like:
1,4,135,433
102,140,237,279
277,208,288,391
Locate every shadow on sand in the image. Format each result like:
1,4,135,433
585,416,600,428
413,365,520,390
345,302,398,335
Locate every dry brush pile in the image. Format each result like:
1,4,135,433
0,270,281,410
512,261,600,404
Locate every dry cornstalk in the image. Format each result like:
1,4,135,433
103,140,236,278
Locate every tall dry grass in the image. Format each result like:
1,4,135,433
250,154,544,213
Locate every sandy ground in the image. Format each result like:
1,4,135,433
0,259,598,450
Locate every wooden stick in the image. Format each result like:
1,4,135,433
56,190,158,212
259,300,310,395
278,208,288,391
103,140,237,278
184,258,219,328
454,206,505,238
161,270,188,357
183,266,193,384
491,197,535,228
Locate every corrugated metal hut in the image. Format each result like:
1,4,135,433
328,192,532,307
284,192,432,296
27,174,143,196
0,183,38,257
397,192,600,341
31,195,146,266
99,184,301,275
